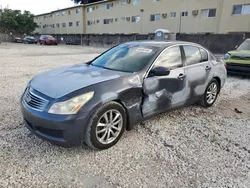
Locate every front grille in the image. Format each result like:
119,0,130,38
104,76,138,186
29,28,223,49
23,88,49,111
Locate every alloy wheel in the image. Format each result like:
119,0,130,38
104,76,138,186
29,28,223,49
206,83,218,104
96,110,123,144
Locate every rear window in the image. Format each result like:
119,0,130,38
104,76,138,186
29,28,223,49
183,46,202,66
200,48,208,62
47,35,55,40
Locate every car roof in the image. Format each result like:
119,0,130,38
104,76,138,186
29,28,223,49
123,40,199,49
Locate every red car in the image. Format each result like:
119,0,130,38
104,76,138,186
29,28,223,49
39,35,57,45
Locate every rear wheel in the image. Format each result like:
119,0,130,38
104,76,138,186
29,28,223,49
84,101,126,150
200,78,219,107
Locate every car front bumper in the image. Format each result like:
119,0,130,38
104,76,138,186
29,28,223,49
21,101,90,148
226,62,250,76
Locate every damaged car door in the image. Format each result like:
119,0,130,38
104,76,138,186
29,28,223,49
142,46,188,117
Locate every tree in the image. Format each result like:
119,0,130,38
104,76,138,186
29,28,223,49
72,0,103,4
0,9,38,34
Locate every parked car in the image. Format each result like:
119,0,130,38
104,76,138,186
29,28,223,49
12,37,23,43
39,35,57,45
23,36,38,44
224,39,250,76
21,41,227,149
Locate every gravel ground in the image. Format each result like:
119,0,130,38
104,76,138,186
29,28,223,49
0,43,250,188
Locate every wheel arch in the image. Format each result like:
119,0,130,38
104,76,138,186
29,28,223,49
113,99,133,131
213,76,221,93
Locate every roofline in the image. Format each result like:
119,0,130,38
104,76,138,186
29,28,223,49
34,0,113,17
34,4,84,17
84,0,113,6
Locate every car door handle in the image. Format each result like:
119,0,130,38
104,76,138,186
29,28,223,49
178,73,186,79
205,66,211,71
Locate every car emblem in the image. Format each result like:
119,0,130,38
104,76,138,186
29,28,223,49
26,95,32,103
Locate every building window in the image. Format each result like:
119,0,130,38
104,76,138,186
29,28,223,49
233,4,250,15
87,7,93,12
121,17,126,22
121,0,127,5
170,12,176,17
115,18,119,22
56,12,59,16
132,16,140,23
62,12,65,16
87,21,92,25
76,21,80,26
132,0,141,5
104,19,110,24
97,20,100,24
96,6,98,10
76,8,80,13
62,23,66,27
68,10,71,15
152,0,160,2
69,22,73,27
115,2,120,7
150,14,161,21
104,4,111,10
201,9,216,18
56,23,60,28
52,24,55,28
181,11,188,17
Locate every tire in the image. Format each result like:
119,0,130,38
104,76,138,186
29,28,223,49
200,78,219,107
84,101,127,150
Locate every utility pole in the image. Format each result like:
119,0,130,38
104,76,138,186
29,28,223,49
179,12,182,33
140,9,144,34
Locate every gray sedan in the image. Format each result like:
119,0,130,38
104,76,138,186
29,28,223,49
21,41,227,150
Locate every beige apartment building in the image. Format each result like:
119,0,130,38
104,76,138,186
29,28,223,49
34,0,250,34
34,5,85,34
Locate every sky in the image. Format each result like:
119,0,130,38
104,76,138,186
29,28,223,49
0,0,77,15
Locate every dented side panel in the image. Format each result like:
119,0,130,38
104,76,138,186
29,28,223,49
142,68,188,117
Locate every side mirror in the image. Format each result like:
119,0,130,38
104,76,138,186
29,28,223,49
235,45,238,49
149,66,170,76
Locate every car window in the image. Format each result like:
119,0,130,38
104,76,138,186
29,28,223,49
46,35,55,40
200,48,208,62
183,46,202,66
237,40,250,50
154,46,182,69
91,44,159,72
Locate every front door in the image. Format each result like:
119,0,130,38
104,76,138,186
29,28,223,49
142,46,188,117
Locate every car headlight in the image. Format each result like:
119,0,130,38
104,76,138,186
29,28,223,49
224,53,231,60
48,91,94,115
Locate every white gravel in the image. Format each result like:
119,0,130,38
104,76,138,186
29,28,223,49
0,43,250,188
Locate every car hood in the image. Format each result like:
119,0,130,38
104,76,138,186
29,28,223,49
228,50,250,57
226,50,250,64
30,63,131,98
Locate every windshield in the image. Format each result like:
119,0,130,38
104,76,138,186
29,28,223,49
237,40,250,50
47,35,55,40
91,44,158,72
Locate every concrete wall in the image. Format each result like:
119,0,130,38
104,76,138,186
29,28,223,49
33,32,250,54
219,0,250,33
85,0,225,34
0,33,12,42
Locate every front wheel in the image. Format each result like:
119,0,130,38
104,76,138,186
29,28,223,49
84,102,127,150
200,78,219,107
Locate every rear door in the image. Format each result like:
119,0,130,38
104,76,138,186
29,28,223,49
142,46,188,117
182,45,213,100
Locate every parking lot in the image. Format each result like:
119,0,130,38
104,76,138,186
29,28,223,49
0,43,250,187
